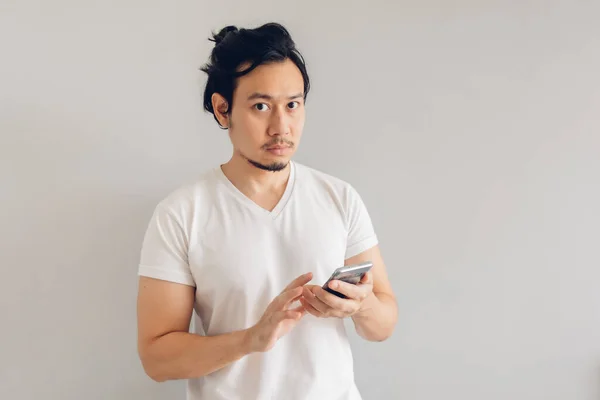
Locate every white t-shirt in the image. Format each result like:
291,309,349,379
138,161,378,400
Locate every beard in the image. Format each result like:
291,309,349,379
234,137,294,172
243,138,294,172
246,158,288,172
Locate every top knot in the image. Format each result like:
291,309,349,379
210,25,238,45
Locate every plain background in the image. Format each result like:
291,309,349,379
1,1,599,399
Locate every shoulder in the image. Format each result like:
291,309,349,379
293,162,369,223
294,161,361,201
294,162,353,192
153,167,219,218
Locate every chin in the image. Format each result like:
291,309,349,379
248,158,289,172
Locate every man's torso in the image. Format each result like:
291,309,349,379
145,162,369,400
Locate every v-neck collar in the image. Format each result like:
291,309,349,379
214,161,296,219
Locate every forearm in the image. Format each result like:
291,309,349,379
351,292,398,341
140,329,252,382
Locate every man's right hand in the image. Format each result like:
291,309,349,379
245,272,313,353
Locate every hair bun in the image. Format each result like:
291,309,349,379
210,25,238,45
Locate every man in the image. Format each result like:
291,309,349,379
136,22,398,400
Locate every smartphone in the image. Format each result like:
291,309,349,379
322,261,373,298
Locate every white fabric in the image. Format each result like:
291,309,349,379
138,161,378,400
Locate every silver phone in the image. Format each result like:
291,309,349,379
322,261,373,298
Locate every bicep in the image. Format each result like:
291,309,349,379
345,245,395,299
137,276,195,350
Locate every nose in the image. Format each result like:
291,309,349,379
267,107,290,137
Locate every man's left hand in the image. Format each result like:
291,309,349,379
299,271,374,318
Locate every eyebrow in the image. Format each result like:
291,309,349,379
247,92,304,101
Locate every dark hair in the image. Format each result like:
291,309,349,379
200,22,310,128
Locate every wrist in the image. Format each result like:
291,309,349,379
354,291,378,318
241,327,257,355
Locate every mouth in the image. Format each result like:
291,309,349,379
265,145,292,155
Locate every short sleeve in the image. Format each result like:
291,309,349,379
138,204,196,287
345,185,379,260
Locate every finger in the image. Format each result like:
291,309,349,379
273,310,303,323
359,271,373,284
281,272,313,293
289,303,307,315
327,280,367,301
273,286,304,310
313,287,356,314
299,297,323,317
303,287,331,315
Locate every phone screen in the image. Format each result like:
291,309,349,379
332,270,365,285
322,262,372,298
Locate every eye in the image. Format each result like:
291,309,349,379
254,103,270,111
288,101,300,109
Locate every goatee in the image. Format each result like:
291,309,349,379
247,159,288,172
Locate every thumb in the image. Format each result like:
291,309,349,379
360,271,372,284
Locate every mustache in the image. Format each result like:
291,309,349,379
262,139,294,149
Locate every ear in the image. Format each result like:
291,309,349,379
211,93,230,128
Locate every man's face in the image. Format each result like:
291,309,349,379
221,58,306,171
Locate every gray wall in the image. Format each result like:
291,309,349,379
1,1,599,399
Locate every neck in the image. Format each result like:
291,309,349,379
220,153,291,196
